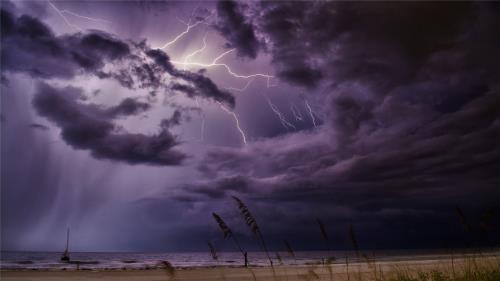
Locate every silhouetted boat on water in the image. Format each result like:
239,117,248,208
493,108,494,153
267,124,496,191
60,228,70,262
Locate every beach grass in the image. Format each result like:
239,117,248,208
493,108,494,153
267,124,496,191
384,256,500,281
205,199,499,281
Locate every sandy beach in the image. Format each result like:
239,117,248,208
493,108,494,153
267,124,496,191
2,256,498,281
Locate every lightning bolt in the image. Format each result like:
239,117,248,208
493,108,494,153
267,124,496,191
179,44,278,141
48,1,83,32
59,9,111,24
182,32,208,69
290,104,304,121
47,4,276,145
159,21,202,49
174,44,275,141
158,11,273,86
217,102,247,145
265,96,296,130
153,10,255,144
224,78,255,92
158,11,212,50
48,1,111,32
155,8,279,144
305,100,317,127
171,49,273,81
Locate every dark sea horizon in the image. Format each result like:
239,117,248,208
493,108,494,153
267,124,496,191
2,249,499,270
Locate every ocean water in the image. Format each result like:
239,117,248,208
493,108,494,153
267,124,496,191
0,249,494,270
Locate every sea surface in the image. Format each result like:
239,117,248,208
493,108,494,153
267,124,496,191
0,249,496,270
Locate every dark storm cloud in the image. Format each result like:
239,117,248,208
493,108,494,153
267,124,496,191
0,9,129,79
72,31,130,70
160,110,182,129
144,49,235,107
168,2,500,248
3,0,500,252
144,49,176,74
188,92,500,247
217,1,500,147
172,71,235,107
0,2,236,170
32,82,185,166
277,66,323,89
132,62,162,89
215,0,260,59
179,175,251,200
0,7,236,106
220,2,499,90
105,98,151,118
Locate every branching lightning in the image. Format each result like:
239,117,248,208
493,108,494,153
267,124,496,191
49,4,293,145
217,102,247,144
158,11,212,50
305,100,317,128
48,1,110,32
224,78,255,92
59,9,111,24
290,104,304,121
162,21,274,144
159,22,202,50
265,96,296,130
171,48,273,81
160,23,256,145
48,2,83,32
182,32,208,69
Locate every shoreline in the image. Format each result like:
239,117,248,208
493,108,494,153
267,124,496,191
2,252,499,271
1,256,499,281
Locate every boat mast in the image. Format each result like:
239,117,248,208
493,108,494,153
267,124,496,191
65,228,70,252
61,228,70,261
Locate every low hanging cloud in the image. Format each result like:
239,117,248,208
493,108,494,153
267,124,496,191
33,82,185,166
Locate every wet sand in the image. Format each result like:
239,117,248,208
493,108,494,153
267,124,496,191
2,256,497,281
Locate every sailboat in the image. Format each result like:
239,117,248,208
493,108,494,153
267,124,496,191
60,228,70,262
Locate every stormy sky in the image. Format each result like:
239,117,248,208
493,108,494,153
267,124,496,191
1,1,499,252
